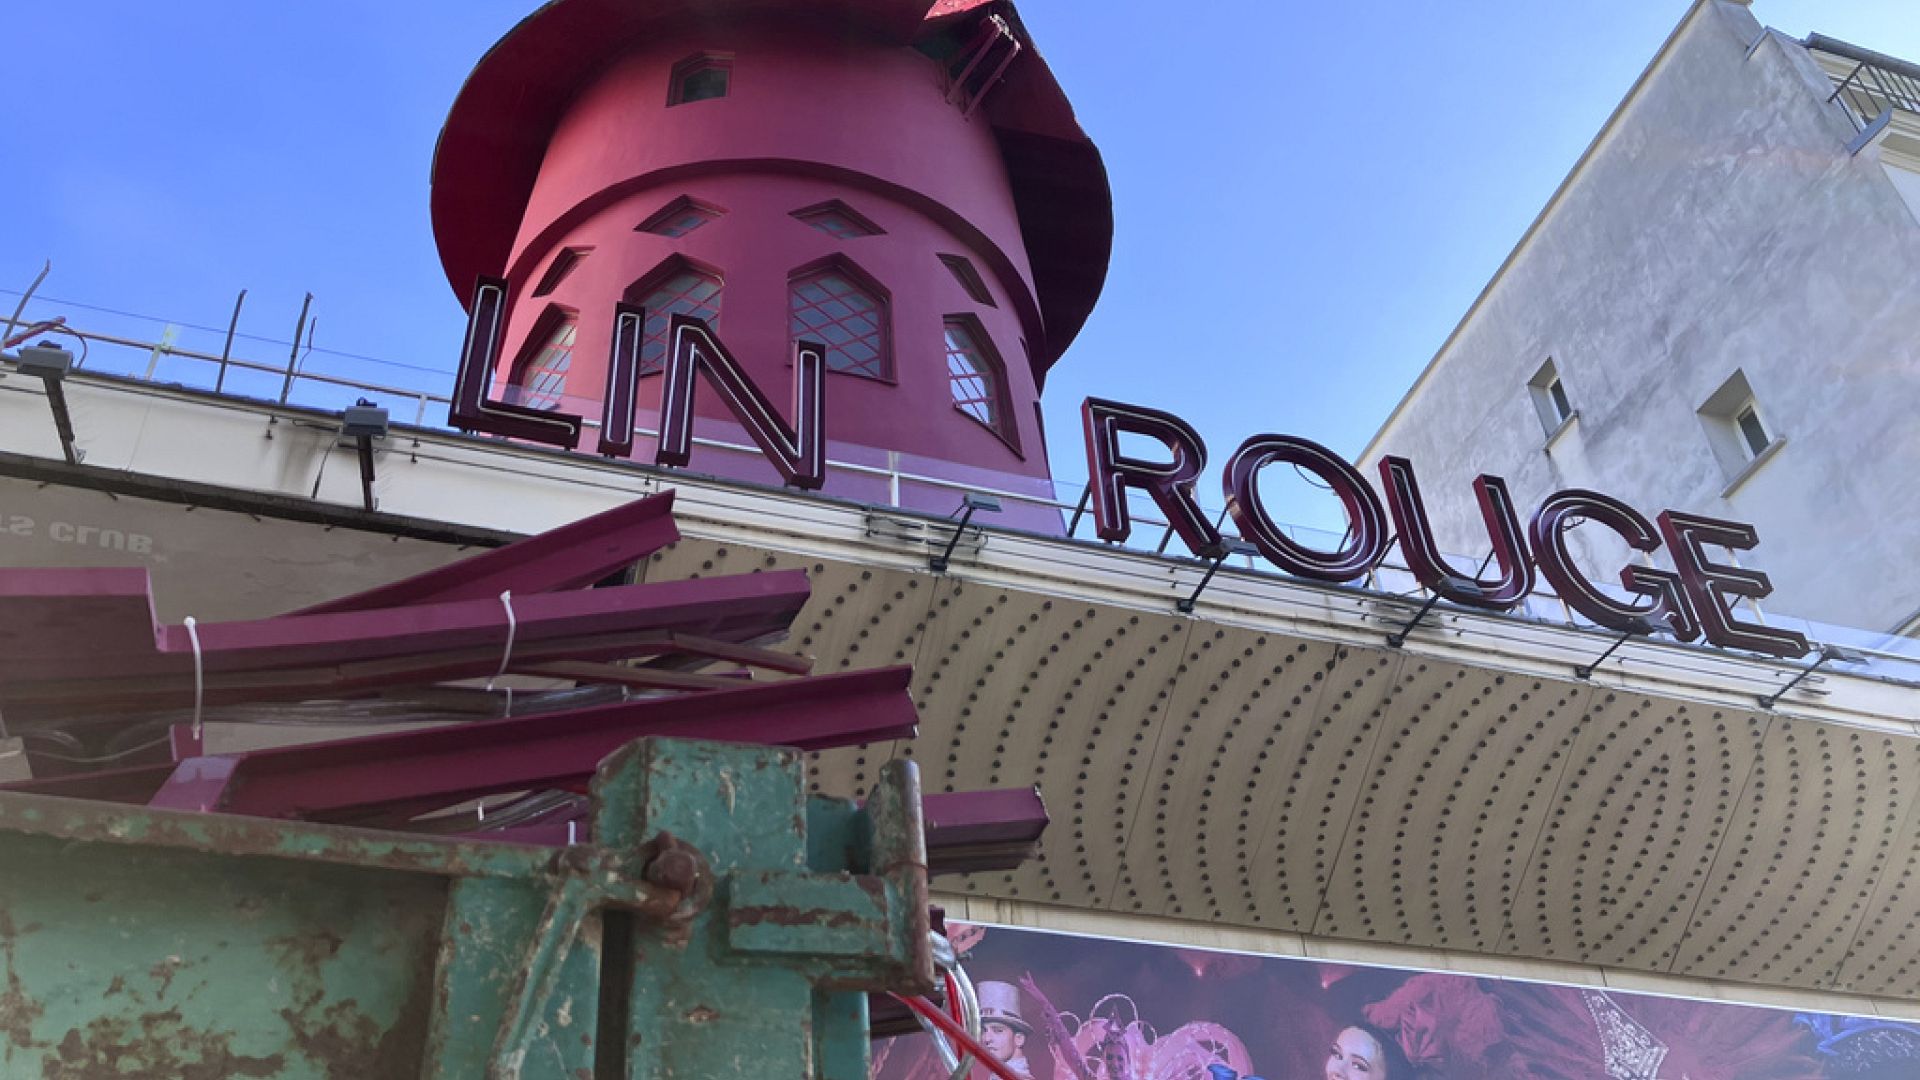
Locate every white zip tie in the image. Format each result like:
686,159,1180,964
486,590,519,715
184,616,205,742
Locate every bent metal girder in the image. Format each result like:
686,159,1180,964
0,736,935,1078
0,491,1049,1074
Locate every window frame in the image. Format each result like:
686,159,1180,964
1697,369,1784,491
667,53,734,107
1733,402,1771,458
1547,378,1572,424
942,313,1022,456
1526,357,1577,441
635,195,726,238
530,246,592,299
624,255,725,377
789,199,886,239
504,304,581,412
938,253,996,307
786,255,894,383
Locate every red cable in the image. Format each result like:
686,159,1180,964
941,972,970,1077
892,992,1023,1080
943,970,965,1027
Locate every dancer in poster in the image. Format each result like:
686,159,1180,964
1018,975,1256,1080
1322,1023,1409,1080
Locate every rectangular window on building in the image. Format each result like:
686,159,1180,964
1735,403,1770,457
1548,378,1572,423
1527,358,1576,440
1698,369,1782,487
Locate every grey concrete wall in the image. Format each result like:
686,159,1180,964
1361,0,1920,636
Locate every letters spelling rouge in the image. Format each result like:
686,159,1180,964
1082,397,1805,660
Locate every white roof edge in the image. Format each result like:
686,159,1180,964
1356,0,1719,466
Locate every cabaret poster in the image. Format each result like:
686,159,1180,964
872,923,1918,1080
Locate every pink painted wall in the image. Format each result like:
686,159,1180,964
485,14,1065,520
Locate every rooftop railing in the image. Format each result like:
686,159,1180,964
7,292,1920,693
1809,35,1920,132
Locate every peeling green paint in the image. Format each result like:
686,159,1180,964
0,737,933,1078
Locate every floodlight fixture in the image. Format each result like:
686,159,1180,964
15,342,72,381
930,492,1003,573
341,399,390,512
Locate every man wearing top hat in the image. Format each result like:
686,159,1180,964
976,980,1037,1079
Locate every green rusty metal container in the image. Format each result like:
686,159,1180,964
0,738,933,1079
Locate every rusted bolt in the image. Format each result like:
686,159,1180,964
550,845,598,876
645,846,701,895
640,831,705,896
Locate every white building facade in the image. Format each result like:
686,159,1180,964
1362,0,1920,640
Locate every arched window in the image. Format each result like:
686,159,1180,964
631,261,723,374
507,309,578,411
944,316,1013,447
789,263,890,379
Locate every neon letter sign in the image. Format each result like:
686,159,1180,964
1222,434,1387,583
1528,490,1697,641
655,314,827,490
1377,457,1534,610
1081,398,1223,556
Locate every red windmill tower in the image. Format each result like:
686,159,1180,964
432,0,1112,530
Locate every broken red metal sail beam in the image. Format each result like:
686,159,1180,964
295,490,681,614
0,570,812,707
4,629,814,720
914,786,1048,875
459,786,1050,876
145,666,918,820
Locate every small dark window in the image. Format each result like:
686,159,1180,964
669,54,732,106
791,200,884,239
939,253,995,307
1527,357,1575,438
531,247,590,298
1696,370,1777,482
1736,404,1770,456
1547,378,1572,423
637,196,723,238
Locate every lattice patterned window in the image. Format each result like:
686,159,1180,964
637,196,722,238
944,317,1006,433
790,267,889,379
635,267,723,374
508,315,578,411
791,200,884,239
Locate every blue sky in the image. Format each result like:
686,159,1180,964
4,1,1916,526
